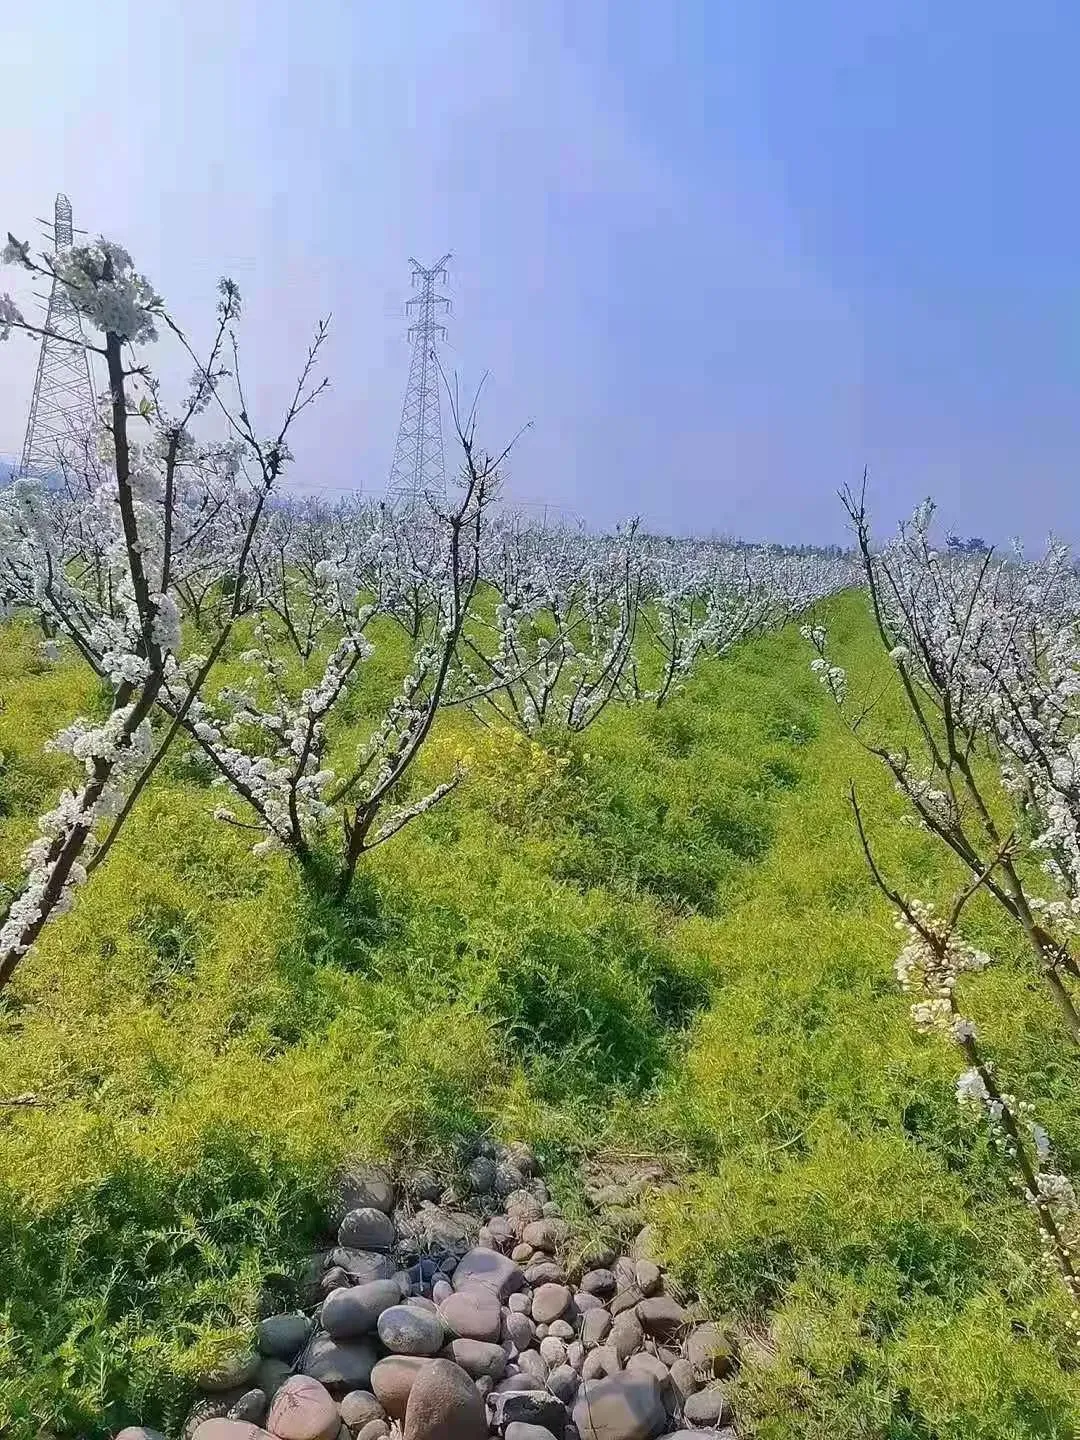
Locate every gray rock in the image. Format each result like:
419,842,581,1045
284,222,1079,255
321,1267,351,1297
495,1373,548,1394
467,1156,497,1193
338,1208,397,1253
408,1170,443,1203
255,1359,293,1402
475,1375,496,1401
116,1430,168,1440
405,1296,439,1315
572,1374,666,1440
548,1319,575,1341
609,1314,643,1364
267,1375,339,1440
330,1250,398,1286
682,1387,732,1427
663,1431,736,1440
631,1228,660,1265
444,1338,508,1380
633,1263,661,1298
417,1205,479,1256
453,1248,526,1300
546,1364,580,1403
539,1337,568,1368
299,1334,378,1397
609,1289,644,1319
487,1216,516,1251
525,1261,567,1287
377,1305,445,1356
257,1313,312,1362
532,1284,572,1325
581,1310,612,1350
439,1286,503,1342
489,1389,567,1436
508,1293,532,1315
338,1393,386,1430
612,1259,638,1292
581,1346,621,1381
542,1202,563,1218
574,1293,605,1315
370,1356,431,1420
579,1270,617,1298
322,1281,403,1340
227,1390,268,1425
511,1243,534,1264
683,1323,736,1379
666,1359,697,1408
432,1279,453,1305
567,1342,585,1372
517,1348,550,1382
635,1298,688,1343
333,1166,396,1220
578,1247,617,1272
505,1142,538,1177
505,1426,558,1440
504,1191,545,1228
402,1358,486,1440
494,1162,526,1197
355,1423,390,1440
503,1311,535,1351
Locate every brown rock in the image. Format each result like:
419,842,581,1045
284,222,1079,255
683,1321,736,1379
402,1359,486,1440
438,1288,502,1342
608,1313,643,1364
443,1338,508,1380
531,1284,571,1325
266,1376,338,1440
193,1426,275,1440
633,1263,661,1297
521,1219,568,1254
337,1393,386,1430
354,1423,389,1440
370,1356,431,1420
572,1373,666,1440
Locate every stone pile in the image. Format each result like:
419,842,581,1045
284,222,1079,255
116,1144,738,1440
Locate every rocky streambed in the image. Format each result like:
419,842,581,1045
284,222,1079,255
115,1143,739,1440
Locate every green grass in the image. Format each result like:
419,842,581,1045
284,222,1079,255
1,592,1079,1438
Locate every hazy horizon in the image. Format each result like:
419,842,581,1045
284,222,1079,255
3,2,1079,549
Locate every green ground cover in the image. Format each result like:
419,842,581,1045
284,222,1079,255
1,591,1078,1439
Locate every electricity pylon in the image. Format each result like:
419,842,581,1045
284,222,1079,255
386,254,451,505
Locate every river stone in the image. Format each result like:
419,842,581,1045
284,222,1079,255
609,1314,643,1364
511,1243,534,1264
548,1319,575,1341
229,1392,268,1425
338,1207,397,1253
664,1432,736,1440
667,1358,698,1406
405,1295,439,1315
521,1220,567,1254
624,1355,672,1410
408,1169,443,1203
489,1390,567,1436
635,1297,688,1343
378,1305,445,1356
299,1335,378,1396
494,1162,526,1198
504,1310,535,1350
321,1267,351,1297
417,1205,478,1255
438,1287,503,1342
532,1284,571,1325
504,1191,544,1229
370,1356,431,1420
192,1425,274,1440
402,1358,486,1440
546,1364,579,1404
525,1261,567,1287
330,1250,398,1286
579,1269,617,1298
432,1279,454,1305
575,1292,605,1315
572,1374,666,1440
581,1346,621,1381
116,1431,168,1440
517,1348,550,1382
338,1392,386,1429
683,1387,732,1427
508,1293,532,1315
322,1281,403,1340
467,1156,497,1193
581,1310,612,1349
266,1376,338,1440
539,1336,568,1368
355,1423,389,1440
505,1426,559,1440
683,1322,736,1378
444,1338,507,1379
633,1263,661,1297
334,1166,395,1219
255,1360,293,1402
567,1341,585,1372
258,1314,312,1361
452,1247,526,1300
609,1288,643,1318
495,1373,546,1394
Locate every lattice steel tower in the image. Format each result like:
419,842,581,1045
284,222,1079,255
19,194,98,477
387,254,451,504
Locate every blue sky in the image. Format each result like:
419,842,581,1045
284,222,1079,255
2,1,1078,544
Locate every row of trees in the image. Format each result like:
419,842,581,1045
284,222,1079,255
808,483,1080,1312
0,230,855,990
